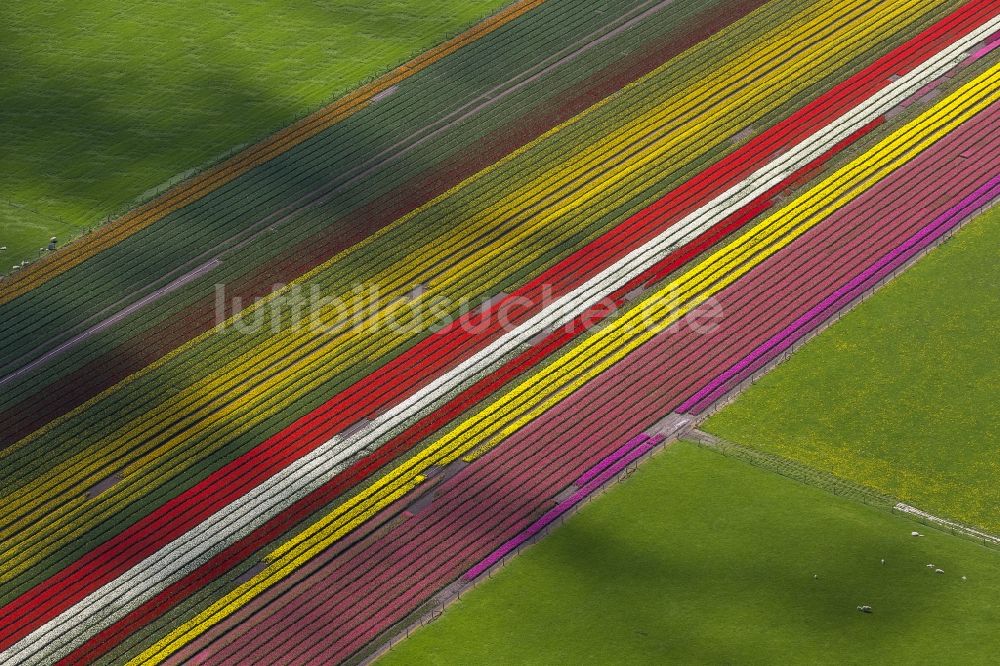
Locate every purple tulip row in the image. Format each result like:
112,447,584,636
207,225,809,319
572,433,652,487
966,29,1000,62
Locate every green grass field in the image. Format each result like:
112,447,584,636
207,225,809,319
704,206,1000,532
0,0,509,264
379,442,1000,665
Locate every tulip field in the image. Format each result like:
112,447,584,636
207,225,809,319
0,0,998,663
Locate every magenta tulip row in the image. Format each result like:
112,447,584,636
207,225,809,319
464,433,664,580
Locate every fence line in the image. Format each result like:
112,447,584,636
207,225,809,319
687,429,999,550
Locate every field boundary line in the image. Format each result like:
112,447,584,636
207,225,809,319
360,409,999,664
894,503,1000,545
679,193,1000,548
686,429,896,508
0,0,546,304
687,429,1000,550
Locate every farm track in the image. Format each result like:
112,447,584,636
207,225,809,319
0,0,614,365
1,0,760,377
1,0,998,664
0,0,650,375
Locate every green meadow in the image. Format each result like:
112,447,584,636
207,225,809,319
0,0,509,264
